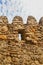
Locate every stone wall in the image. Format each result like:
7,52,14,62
0,16,43,65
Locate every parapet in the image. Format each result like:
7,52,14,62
27,16,38,25
0,16,43,44
0,16,8,24
12,16,24,31
12,16,23,22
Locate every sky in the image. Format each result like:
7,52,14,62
0,0,43,23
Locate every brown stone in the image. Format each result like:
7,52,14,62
0,35,7,39
0,16,43,65
27,16,37,25
39,17,43,26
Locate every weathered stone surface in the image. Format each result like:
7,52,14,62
27,16,38,25
12,16,24,31
12,16,23,21
39,17,43,26
0,16,8,24
0,16,43,65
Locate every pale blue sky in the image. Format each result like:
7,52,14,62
0,0,43,23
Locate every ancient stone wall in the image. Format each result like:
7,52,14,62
0,16,43,65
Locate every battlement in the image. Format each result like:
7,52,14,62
0,16,43,44
0,16,43,65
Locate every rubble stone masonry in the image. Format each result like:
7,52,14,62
0,16,43,65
